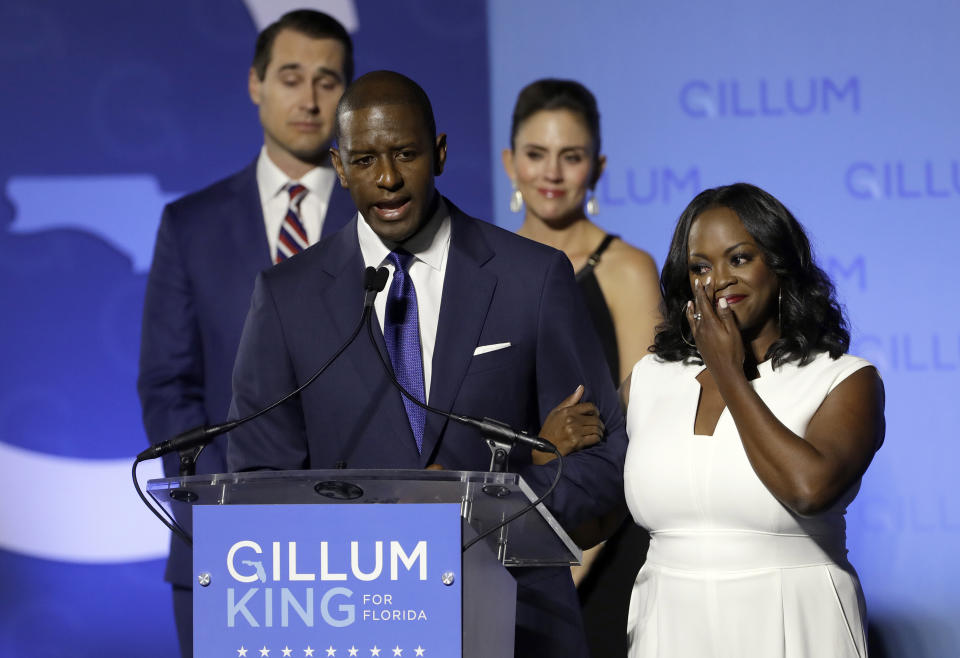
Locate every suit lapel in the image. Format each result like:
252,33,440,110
225,160,272,271
419,206,497,464
313,220,418,453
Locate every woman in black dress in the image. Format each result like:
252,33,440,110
502,78,662,658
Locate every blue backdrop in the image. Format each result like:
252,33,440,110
0,1,956,656
489,2,959,656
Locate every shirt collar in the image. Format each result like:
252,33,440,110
256,145,336,201
357,195,451,272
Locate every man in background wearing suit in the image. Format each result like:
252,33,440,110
226,70,627,657
137,10,355,657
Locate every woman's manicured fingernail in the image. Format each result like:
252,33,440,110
718,297,728,309
705,276,712,286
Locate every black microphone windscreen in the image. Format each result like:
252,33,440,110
363,266,378,291
362,266,389,293
373,266,388,292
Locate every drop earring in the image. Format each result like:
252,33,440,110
509,182,524,213
586,192,599,216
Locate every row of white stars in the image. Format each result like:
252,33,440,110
236,645,425,657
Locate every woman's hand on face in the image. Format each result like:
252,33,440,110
687,277,745,376
534,385,605,465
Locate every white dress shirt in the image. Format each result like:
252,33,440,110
256,146,337,260
356,198,451,403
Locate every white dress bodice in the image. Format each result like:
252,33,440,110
623,351,874,658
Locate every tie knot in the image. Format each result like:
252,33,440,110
388,249,415,273
286,183,307,204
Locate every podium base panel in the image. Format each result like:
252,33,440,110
462,534,516,658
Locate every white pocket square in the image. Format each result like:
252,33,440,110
473,342,511,356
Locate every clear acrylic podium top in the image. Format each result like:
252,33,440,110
147,469,582,567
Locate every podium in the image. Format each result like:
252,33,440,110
148,469,581,658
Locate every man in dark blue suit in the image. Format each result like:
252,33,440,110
137,10,356,657
227,71,627,657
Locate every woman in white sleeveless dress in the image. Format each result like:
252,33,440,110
622,183,885,657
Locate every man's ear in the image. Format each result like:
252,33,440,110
248,67,262,106
433,133,447,176
330,147,349,187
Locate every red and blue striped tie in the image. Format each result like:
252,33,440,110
275,183,309,264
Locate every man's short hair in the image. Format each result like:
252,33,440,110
252,10,354,82
334,71,437,144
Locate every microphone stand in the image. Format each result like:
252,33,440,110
137,267,390,465
363,307,570,553
133,266,391,544
479,418,518,474
178,445,204,477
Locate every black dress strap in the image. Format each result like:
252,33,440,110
574,233,621,383
576,234,618,281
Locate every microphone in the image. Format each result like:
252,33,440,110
447,414,553,453
364,266,389,307
136,266,390,462
364,311,556,457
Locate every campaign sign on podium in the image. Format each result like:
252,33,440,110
193,503,462,657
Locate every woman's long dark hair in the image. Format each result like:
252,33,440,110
653,183,849,367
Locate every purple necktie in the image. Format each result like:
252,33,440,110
275,183,308,264
383,249,426,453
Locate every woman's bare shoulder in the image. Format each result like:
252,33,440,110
598,238,660,292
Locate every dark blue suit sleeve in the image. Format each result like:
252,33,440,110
226,272,309,471
137,204,207,476
519,251,628,530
